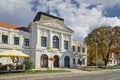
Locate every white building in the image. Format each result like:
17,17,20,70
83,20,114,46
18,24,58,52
107,53,118,66
0,12,87,69
72,41,87,67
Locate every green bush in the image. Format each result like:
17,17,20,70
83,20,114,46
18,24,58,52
24,59,33,70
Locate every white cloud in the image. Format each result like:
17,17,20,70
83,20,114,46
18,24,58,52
0,0,120,42
75,0,120,7
0,0,35,26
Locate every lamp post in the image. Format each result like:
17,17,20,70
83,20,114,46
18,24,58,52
48,47,55,70
96,43,98,66
95,32,98,67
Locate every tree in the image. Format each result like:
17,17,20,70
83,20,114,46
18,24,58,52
111,27,120,61
24,59,33,70
85,26,120,66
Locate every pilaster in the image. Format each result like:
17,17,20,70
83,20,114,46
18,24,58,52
60,33,64,51
36,27,40,48
69,35,72,51
48,30,52,48
8,30,13,45
20,32,23,47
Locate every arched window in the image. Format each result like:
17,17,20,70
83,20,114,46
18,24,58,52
53,36,59,48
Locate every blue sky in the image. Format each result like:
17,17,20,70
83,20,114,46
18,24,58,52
0,0,120,42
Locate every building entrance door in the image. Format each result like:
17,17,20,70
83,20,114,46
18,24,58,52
54,55,59,67
64,56,70,67
41,54,48,68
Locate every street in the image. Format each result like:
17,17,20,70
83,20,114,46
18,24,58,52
1,70,120,80
40,70,120,80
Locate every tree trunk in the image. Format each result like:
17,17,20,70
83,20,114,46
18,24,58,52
104,60,108,66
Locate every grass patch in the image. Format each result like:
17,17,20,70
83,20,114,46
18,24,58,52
80,67,103,71
81,66,120,71
25,70,69,74
0,70,69,77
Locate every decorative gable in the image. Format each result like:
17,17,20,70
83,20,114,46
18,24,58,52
33,12,74,33
40,20,74,33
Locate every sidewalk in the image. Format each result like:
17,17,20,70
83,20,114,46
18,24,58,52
0,68,90,80
32,68,90,73
1,68,120,80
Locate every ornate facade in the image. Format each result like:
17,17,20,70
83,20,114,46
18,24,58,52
0,12,87,69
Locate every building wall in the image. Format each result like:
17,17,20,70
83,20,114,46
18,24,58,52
0,27,31,65
29,19,75,69
0,13,88,69
107,53,118,66
72,41,87,67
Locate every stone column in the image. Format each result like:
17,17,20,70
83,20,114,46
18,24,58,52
48,30,52,48
20,32,23,47
69,35,72,51
60,33,64,51
39,29,41,48
36,27,40,48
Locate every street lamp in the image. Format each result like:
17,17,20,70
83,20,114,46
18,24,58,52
95,32,98,67
96,43,98,66
48,47,55,70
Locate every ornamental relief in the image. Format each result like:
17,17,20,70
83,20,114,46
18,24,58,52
40,29,48,36
42,21,66,31
63,34,69,40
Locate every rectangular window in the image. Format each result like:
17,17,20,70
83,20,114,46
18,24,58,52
41,36,47,47
82,59,85,64
14,37,19,45
73,58,75,64
78,59,82,65
73,46,75,51
64,41,68,50
24,38,29,46
2,35,8,44
78,46,80,52
109,60,112,64
83,47,85,53
78,59,80,64
53,36,59,48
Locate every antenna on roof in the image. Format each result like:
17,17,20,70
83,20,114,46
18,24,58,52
47,0,50,14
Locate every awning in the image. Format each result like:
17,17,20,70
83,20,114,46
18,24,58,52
0,49,29,58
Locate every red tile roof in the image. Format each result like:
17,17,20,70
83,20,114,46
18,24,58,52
0,22,22,30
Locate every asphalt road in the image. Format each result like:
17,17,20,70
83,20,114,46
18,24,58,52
1,70,120,80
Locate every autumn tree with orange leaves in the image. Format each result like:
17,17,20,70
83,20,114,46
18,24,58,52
85,26,120,66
